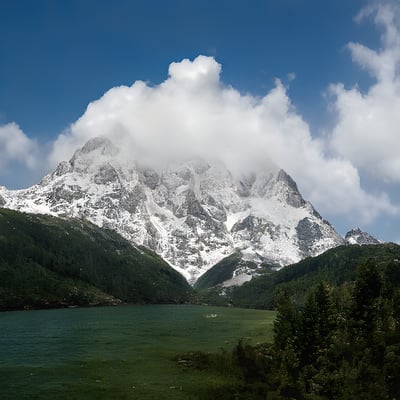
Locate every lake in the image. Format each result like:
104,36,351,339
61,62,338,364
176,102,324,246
0,304,275,399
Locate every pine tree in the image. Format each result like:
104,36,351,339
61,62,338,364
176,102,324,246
350,259,383,340
273,288,299,352
298,281,336,366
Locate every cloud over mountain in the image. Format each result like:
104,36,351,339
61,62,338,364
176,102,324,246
47,49,396,225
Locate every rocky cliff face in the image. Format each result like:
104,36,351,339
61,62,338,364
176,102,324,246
0,137,345,283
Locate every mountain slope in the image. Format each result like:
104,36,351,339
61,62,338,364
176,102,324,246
199,243,400,309
0,137,344,283
0,208,192,310
194,253,276,289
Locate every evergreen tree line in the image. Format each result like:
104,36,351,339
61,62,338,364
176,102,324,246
0,208,192,310
183,259,400,399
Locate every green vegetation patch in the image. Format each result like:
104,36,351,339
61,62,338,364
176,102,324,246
229,243,400,309
194,252,242,289
0,208,192,310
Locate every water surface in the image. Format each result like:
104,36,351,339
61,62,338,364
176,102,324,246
0,304,275,399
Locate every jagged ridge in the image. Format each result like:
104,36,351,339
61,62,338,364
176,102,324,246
0,137,345,283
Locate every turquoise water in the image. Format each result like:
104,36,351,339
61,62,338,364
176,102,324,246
0,305,275,399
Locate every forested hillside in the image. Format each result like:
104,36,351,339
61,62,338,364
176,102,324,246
0,208,192,310
226,243,400,308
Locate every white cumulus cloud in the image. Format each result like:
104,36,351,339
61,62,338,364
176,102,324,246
49,54,397,225
329,2,400,184
0,122,39,171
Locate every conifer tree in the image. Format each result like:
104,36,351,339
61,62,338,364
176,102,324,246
349,260,383,350
299,281,336,366
273,288,299,352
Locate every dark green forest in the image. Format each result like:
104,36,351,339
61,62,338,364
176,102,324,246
0,208,192,310
196,243,400,309
180,259,400,399
2,207,400,316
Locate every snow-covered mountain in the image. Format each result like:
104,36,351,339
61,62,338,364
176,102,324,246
345,228,380,245
0,137,345,283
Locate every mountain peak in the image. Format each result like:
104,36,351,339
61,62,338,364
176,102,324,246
345,228,380,245
81,136,118,155
71,136,119,162
277,169,298,191
0,137,345,283
68,136,120,174
249,169,305,208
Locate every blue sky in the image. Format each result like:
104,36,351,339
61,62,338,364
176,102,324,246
0,0,368,137
0,0,399,243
